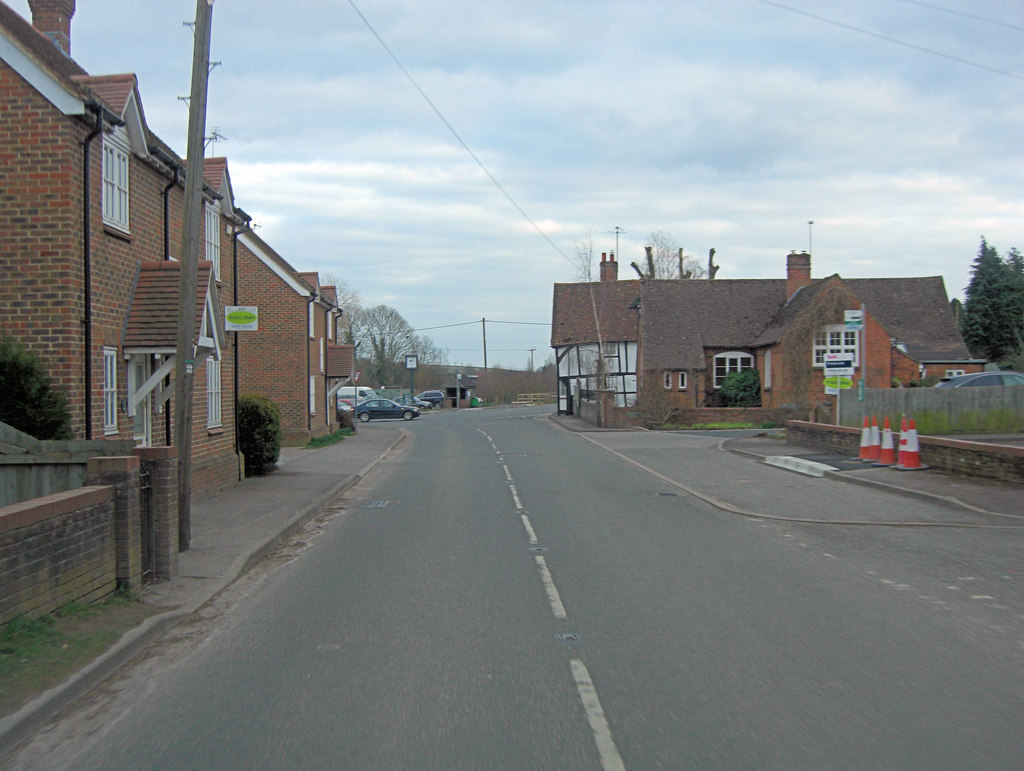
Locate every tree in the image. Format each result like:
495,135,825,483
573,230,596,282
960,238,1024,363
0,335,72,439
360,304,415,385
633,231,708,279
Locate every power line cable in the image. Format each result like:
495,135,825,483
893,0,1024,34
752,0,1024,82
346,0,574,265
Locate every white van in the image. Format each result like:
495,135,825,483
337,386,378,409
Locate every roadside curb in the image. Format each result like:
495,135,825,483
719,437,1014,520
0,429,408,763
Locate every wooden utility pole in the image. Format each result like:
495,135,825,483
174,0,215,551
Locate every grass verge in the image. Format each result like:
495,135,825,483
305,428,354,449
0,591,168,719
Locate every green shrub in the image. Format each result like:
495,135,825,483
0,335,72,439
718,369,762,407
237,394,281,476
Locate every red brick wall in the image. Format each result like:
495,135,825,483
1,62,237,494
0,486,118,624
236,244,316,444
0,62,88,435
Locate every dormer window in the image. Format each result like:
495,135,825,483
102,135,130,232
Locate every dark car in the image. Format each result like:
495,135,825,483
396,393,431,409
416,390,445,407
354,398,420,422
935,371,1024,388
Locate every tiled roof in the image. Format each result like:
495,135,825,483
846,277,971,361
0,2,87,84
72,72,137,115
641,279,788,369
551,280,641,346
326,344,355,378
123,261,215,350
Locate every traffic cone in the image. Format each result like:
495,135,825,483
856,416,872,460
874,416,896,466
896,417,927,470
897,416,909,466
863,415,881,462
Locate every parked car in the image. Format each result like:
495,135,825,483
935,371,1024,388
416,390,445,407
354,398,420,422
396,393,431,409
338,398,355,412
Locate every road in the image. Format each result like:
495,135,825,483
9,406,1024,769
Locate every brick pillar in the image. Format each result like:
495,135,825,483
136,446,178,580
87,455,141,590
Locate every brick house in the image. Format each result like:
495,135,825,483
551,250,982,416
235,229,353,444
0,0,241,493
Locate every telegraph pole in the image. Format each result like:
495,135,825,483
174,0,215,551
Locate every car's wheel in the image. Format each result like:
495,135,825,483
402,410,414,421
358,412,371,423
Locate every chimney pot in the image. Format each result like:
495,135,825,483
600,251,619,282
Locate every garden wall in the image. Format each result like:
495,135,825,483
786,420,1024,485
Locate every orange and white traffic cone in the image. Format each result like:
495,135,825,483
856,416,872,460
864,415,881,462
897,415,909,467
896,417,927,470
874,416,896,466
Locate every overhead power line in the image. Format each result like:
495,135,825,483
753,0,1024,82
893,0,1024,34
346,0,573,265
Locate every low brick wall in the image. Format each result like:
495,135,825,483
670,406,800,427
0,486,118,624
786,420,1024,484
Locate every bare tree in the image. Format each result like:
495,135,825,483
644,231,708,279
318,274,363,345
574,230,596,282
361,304,414,385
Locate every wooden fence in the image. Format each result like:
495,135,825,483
0,422,136,508
836,386,1024,434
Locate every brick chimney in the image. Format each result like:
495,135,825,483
786,250,811,298
599,251,618,282
28,0,75,56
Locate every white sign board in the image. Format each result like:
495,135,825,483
844,309,863,330
823,353,855,395
225,306,258,331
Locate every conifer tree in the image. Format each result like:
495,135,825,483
960,238,1023,363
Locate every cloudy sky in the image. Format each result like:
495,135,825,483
11,0,1022,370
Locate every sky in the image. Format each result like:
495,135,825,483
9,0,1023,370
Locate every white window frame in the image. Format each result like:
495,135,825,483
813,325,859,368
102,347,118,434
678,371,687,390
713,351,754,389
309,376,317,414
327,310,334,341
206,358,222,427
663,371,672,389
308,301,315,338
945,368,965,378
101,136,130,232
204,202,221,279
320,337,326,373
764,350,772,390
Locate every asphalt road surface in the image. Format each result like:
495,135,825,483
10,406,1024,769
